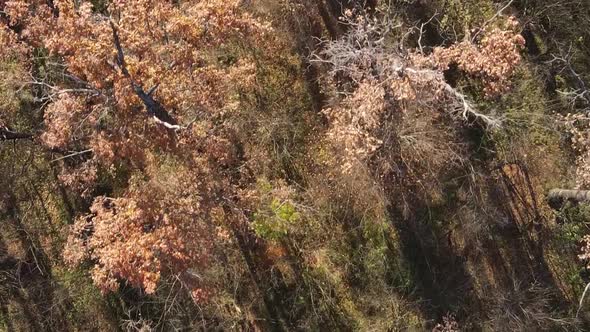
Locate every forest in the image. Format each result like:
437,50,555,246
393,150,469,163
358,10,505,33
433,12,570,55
1,0,590,330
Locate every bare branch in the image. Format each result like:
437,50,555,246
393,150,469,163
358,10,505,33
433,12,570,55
404,68,502,129
577,282,590,318
50,149,93,163
472,0,515,42
547,46,590,111
418,12,438,55
442,81,502,129
109,21,181,130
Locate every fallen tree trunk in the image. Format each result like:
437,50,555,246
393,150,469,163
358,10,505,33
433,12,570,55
548,189,590,209
0,128,33,141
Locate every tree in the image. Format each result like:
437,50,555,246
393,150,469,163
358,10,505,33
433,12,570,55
2,0,268,297
312,9,524,185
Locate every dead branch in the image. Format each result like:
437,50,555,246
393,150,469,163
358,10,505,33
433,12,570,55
548,188,590,209
0,127,33,141
404,68,502,129
50,149,93,163
110,21,181,130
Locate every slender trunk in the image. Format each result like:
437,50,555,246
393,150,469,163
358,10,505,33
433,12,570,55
286,0,329,113
316,0,342,40
230,224,287,332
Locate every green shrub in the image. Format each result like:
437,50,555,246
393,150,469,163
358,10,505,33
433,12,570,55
253,198,300,241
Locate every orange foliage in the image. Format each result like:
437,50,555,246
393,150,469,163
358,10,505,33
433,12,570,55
421,17,525,97
2,0,269,296
64,164,217,295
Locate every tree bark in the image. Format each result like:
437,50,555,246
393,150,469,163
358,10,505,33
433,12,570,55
548,189,590,208
0,128,33,141
316,0,342,40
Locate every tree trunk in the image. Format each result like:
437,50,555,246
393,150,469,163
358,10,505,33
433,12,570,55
548,189,590,208
230,224,287,332
316,0,342,40
0,128,33,141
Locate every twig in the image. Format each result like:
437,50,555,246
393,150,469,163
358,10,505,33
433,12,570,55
50,149,93,163
418,12,438,54
576,282,590,318
472,0,515,42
